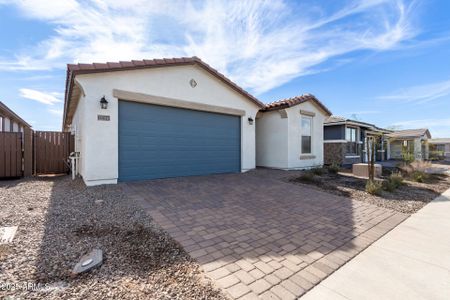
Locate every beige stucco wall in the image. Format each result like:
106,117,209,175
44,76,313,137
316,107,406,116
256,101,326,169
71,65,261,186
255,110,289,168
286,101,326,169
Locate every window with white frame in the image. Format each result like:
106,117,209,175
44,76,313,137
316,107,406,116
301,116,312,154
0,116,3,132
346,127,357,154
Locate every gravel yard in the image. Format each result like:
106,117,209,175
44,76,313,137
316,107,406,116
288,171,450,214
0,176,226,300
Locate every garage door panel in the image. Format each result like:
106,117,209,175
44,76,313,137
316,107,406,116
119,101,241,181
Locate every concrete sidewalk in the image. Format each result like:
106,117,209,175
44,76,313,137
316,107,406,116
302,188,450,300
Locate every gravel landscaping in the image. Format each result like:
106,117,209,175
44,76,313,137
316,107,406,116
288,169,450,214
0,176,227,300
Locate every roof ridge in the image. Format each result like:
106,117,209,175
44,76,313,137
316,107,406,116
63,56,264,128
267,94,312,105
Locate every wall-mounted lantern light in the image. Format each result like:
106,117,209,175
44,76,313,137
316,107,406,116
100,96,108,109
248,117,254,125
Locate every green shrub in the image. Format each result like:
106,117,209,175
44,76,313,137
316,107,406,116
366,180,383,195
327,163,340,174
411,170,429,183
401,151,415,164
382,173,404,192
389,173,404,188
310,167,325,176
299,172,316,182
382,180,397,192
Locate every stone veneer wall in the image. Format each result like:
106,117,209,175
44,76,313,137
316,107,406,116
324,142,346,165
325,142,363,166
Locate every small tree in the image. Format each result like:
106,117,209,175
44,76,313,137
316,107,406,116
366,134,381,181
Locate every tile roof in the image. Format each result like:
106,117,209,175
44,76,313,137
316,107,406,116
262,94,332,115
429,138,450,144
63,57,264,127
387,128,431,139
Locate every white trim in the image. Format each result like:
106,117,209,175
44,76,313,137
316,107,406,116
84,178,118,186
345,155,360,159
324,139,346,143
300,115,313,155
113,89,246,116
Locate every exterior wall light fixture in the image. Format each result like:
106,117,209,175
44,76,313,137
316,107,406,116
100,96,108,109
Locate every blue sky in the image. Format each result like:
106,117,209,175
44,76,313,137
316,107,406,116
0,0,449,137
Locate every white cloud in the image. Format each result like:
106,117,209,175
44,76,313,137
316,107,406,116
48,108,63,116
391,118,450,138
377,79,450,103
19,88,62,105
1,0,420,94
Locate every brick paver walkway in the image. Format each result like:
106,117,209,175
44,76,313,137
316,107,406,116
124,169,407,299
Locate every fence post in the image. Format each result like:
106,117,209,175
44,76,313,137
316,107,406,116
23,127,33,177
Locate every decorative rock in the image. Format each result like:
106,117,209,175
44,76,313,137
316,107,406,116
72,249,103,275
0,226,18,244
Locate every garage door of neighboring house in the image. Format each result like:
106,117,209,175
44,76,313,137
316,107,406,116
118,101,241,181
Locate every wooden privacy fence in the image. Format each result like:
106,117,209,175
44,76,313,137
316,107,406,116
0,132,22,177
0,130,73,178
34,131,74,175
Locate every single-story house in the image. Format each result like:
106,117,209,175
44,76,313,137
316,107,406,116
386,129,431,161
323,116,390,166
256,95,332,169
63,57,265,186
428,138,450,160
0,101,32,133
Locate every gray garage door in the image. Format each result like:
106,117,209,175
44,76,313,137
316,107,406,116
118,101,241,181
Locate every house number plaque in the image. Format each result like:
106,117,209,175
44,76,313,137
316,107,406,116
97,115,110,121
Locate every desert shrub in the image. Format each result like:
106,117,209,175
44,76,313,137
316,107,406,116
429,150,444,161
383,174,403,192
401,151,415,164
389,173,404,188
299,172,316,182
411,170,429,183
382,180,397,192
366,180,383,195
310,167,325,176
327,163,340,174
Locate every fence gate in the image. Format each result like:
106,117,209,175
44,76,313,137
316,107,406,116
0,132,22,178
34,131,74,174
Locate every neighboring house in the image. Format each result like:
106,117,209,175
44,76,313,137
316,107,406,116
428,138,450,160
63,57,265,186
256,95,332,169
323,116,390,166
0,101,31,133
386,129,431,161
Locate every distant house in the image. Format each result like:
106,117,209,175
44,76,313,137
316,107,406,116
256,95,332,170
0,101,32,133
386,129,431,161
323,116,390,166
428,138,450,160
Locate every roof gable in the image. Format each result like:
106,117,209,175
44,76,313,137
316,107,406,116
387,128,431,139
63,57,264,128
261,94,332,116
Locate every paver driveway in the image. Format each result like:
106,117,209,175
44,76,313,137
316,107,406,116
124,169,407,299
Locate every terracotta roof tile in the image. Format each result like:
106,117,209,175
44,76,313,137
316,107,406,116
63,57,264,127
262,94,332,116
